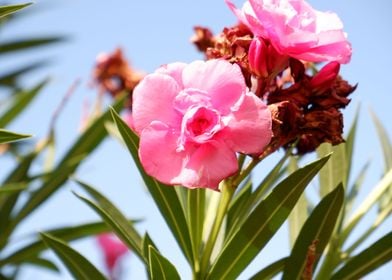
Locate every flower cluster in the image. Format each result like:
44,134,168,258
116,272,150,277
127,0,356,189
192,0,355,155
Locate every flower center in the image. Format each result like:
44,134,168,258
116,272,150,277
178,106,221,149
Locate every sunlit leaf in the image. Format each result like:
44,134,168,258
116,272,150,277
345,106,360,182
342,168,392,243
283,185,344,280
0,129,30,144
148,246,180,280
0,3,32,18
0,37,64,55
207,155,331,280
318,143,347,196
331,232,392,280
110,107,193,264
0,183,27,194
40,233,106,280
187,188,205,268
249,257,287,280
73,180,143,261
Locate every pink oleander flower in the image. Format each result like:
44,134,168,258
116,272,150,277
97,234,128,278
132,59,272,189
226,0,352,64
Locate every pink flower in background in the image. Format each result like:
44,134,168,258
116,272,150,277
97,234,128,278
226,0,352,63
132,59,272,189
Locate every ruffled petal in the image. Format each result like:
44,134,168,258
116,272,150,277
132,73,181,133
174,141,238,189
156,62,187,88
138,121,185,185
225,92,272,155
182,60,246,114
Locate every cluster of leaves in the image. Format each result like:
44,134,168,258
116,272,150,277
0,2,390,280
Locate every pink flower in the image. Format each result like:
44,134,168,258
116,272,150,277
226,0,352,64
132,59,272,189
96,234,128,277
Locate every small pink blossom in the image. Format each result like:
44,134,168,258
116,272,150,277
132,59,272,189
96,234,128,277
226,0,352,64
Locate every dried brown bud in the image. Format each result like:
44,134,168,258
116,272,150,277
191,26,215,53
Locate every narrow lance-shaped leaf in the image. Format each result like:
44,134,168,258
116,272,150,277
148,246,180,280
73,180,144,261
0,129,31,144
0,37,64,55
288,156,309,248
0,80,47,128
110,107,193,264
0,61,49,88
317,143,347,196
22,257,59,272
370,110,392,210
0,220,130,267
342,168,392,243
0,3,32,18
345,106,360,182
40,233,106,280
207,155,331,280
249,257,288,280
11,96,125,228
331,232,392,280
283,184,344,280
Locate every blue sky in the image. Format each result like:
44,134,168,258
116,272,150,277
1,0,391,279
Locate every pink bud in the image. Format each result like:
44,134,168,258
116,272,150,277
311,62,340,93
97,234,129,277
249,37,268,78
249,37,288,79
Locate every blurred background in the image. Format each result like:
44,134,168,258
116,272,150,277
1,0,391,279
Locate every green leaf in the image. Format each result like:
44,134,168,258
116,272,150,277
283,185,344,280
318,143,347,196
0,3,32,18
0,37,64,55
226,150,291,239
22,257,59,272
187,188,205,268
345,106,360,182
370,110,392,170
0,129,31,144
249,257,287,280
345,160,370,216
11,96,125,228
0,183,27,194
331,232,392,280
0,61,49,88
0,80,47,128
342,168,392,243
0,220,124,266
110,107,193,264
288,156,309,248
74,180,144,261
142,233,158,259
40,233,106,280
148,246,180,280
207,155,331,280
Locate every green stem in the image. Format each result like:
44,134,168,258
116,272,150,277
199,181,235,277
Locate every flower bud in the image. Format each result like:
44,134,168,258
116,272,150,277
310,62,340,93
249,37,288,79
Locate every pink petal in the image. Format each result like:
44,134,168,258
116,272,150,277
178,141,238,189
132,73,181,133
138,121,185,185
156,62,187,88
181,60,246,114
225,92,272,155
